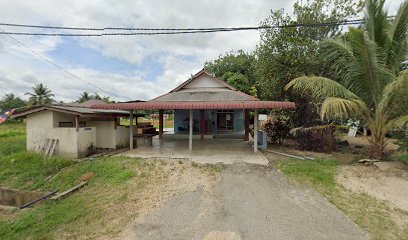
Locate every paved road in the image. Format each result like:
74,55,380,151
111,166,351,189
132,163,367,240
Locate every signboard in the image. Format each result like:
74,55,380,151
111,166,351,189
258,114,267,121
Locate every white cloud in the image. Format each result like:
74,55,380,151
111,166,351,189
0,0,299,102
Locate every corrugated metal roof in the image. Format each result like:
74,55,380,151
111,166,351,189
11,104,134,118
52,105,129,114
91,101,296,110
151,90,254,102
150,70,258,102
61,99,108,108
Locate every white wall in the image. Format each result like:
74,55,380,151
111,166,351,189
87,120,116,148
52,112,75,127
26,111,53,153
26,111,97,158
115,126,130,148
77,127,96,157
183,75,226,89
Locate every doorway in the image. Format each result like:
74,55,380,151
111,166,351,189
217,110,234,131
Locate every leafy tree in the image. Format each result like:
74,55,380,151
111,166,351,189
204,50,256,95
285,0,408,159
225,73,251,94
77,91,94,103
25,83,54,106
255,0,363,126
94,93,115,103
0,93,26,110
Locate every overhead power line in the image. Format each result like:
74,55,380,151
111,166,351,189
0,18,365,31
0,28,131,100
0,18,369,37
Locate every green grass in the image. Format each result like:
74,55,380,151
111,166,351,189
0,122,26,157
276,159,337,190
0,122,147,239
0,155,140,240
275,158,408,240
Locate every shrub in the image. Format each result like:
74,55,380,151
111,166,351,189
395,136,408,164
291,125,336,152
263,117,290,144
399,153,408,165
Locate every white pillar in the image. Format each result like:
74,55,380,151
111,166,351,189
129,110,134,150
189,109,193,150
254,109,258,153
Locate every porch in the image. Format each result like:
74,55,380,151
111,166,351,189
123,137,269,165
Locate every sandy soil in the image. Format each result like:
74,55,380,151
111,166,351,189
342,136,400,151
336,162,408,212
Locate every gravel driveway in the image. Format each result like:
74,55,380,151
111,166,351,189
131,163,367,240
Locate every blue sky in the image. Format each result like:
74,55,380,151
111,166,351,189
0,0,403,102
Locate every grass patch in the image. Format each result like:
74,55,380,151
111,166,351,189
0,155,142,240
276,158,337,190
0,122,148,239
275,158,408,240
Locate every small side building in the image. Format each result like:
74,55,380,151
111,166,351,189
12,100,140,158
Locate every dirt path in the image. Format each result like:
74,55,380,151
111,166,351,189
127,163,367,240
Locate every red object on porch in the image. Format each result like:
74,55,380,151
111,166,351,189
91,101,295,110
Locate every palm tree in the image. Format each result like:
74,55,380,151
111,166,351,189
77,91,93,103
285,0,408,159
25,83,55,106
2,93,16,101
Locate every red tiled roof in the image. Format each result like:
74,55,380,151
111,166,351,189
91,101,295,110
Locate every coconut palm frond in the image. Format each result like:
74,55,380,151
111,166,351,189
284,76,361,100
25,83,54,105
320,97,369,120
365,0,390,47
386,0,408,73
378,70,408,115
348,28,394,106
321,39,361,87
387,115,408,129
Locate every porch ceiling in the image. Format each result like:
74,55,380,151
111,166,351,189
91,101,296,110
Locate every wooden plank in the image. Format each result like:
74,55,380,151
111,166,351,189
48,139,58,157
50,181,87,200
44,138,52,156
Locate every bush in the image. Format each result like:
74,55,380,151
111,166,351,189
395,136,408,164
263,117,290,144
291,125,336,152
399,153,408,165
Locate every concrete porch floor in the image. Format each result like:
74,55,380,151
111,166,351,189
123,137,268,165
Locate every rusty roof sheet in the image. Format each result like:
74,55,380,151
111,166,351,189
91,101,295,110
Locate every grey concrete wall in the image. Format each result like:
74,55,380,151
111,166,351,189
0,188,44,207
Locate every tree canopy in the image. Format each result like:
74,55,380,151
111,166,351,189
0,93,26,111
25,83,54,106
285,0,408,159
